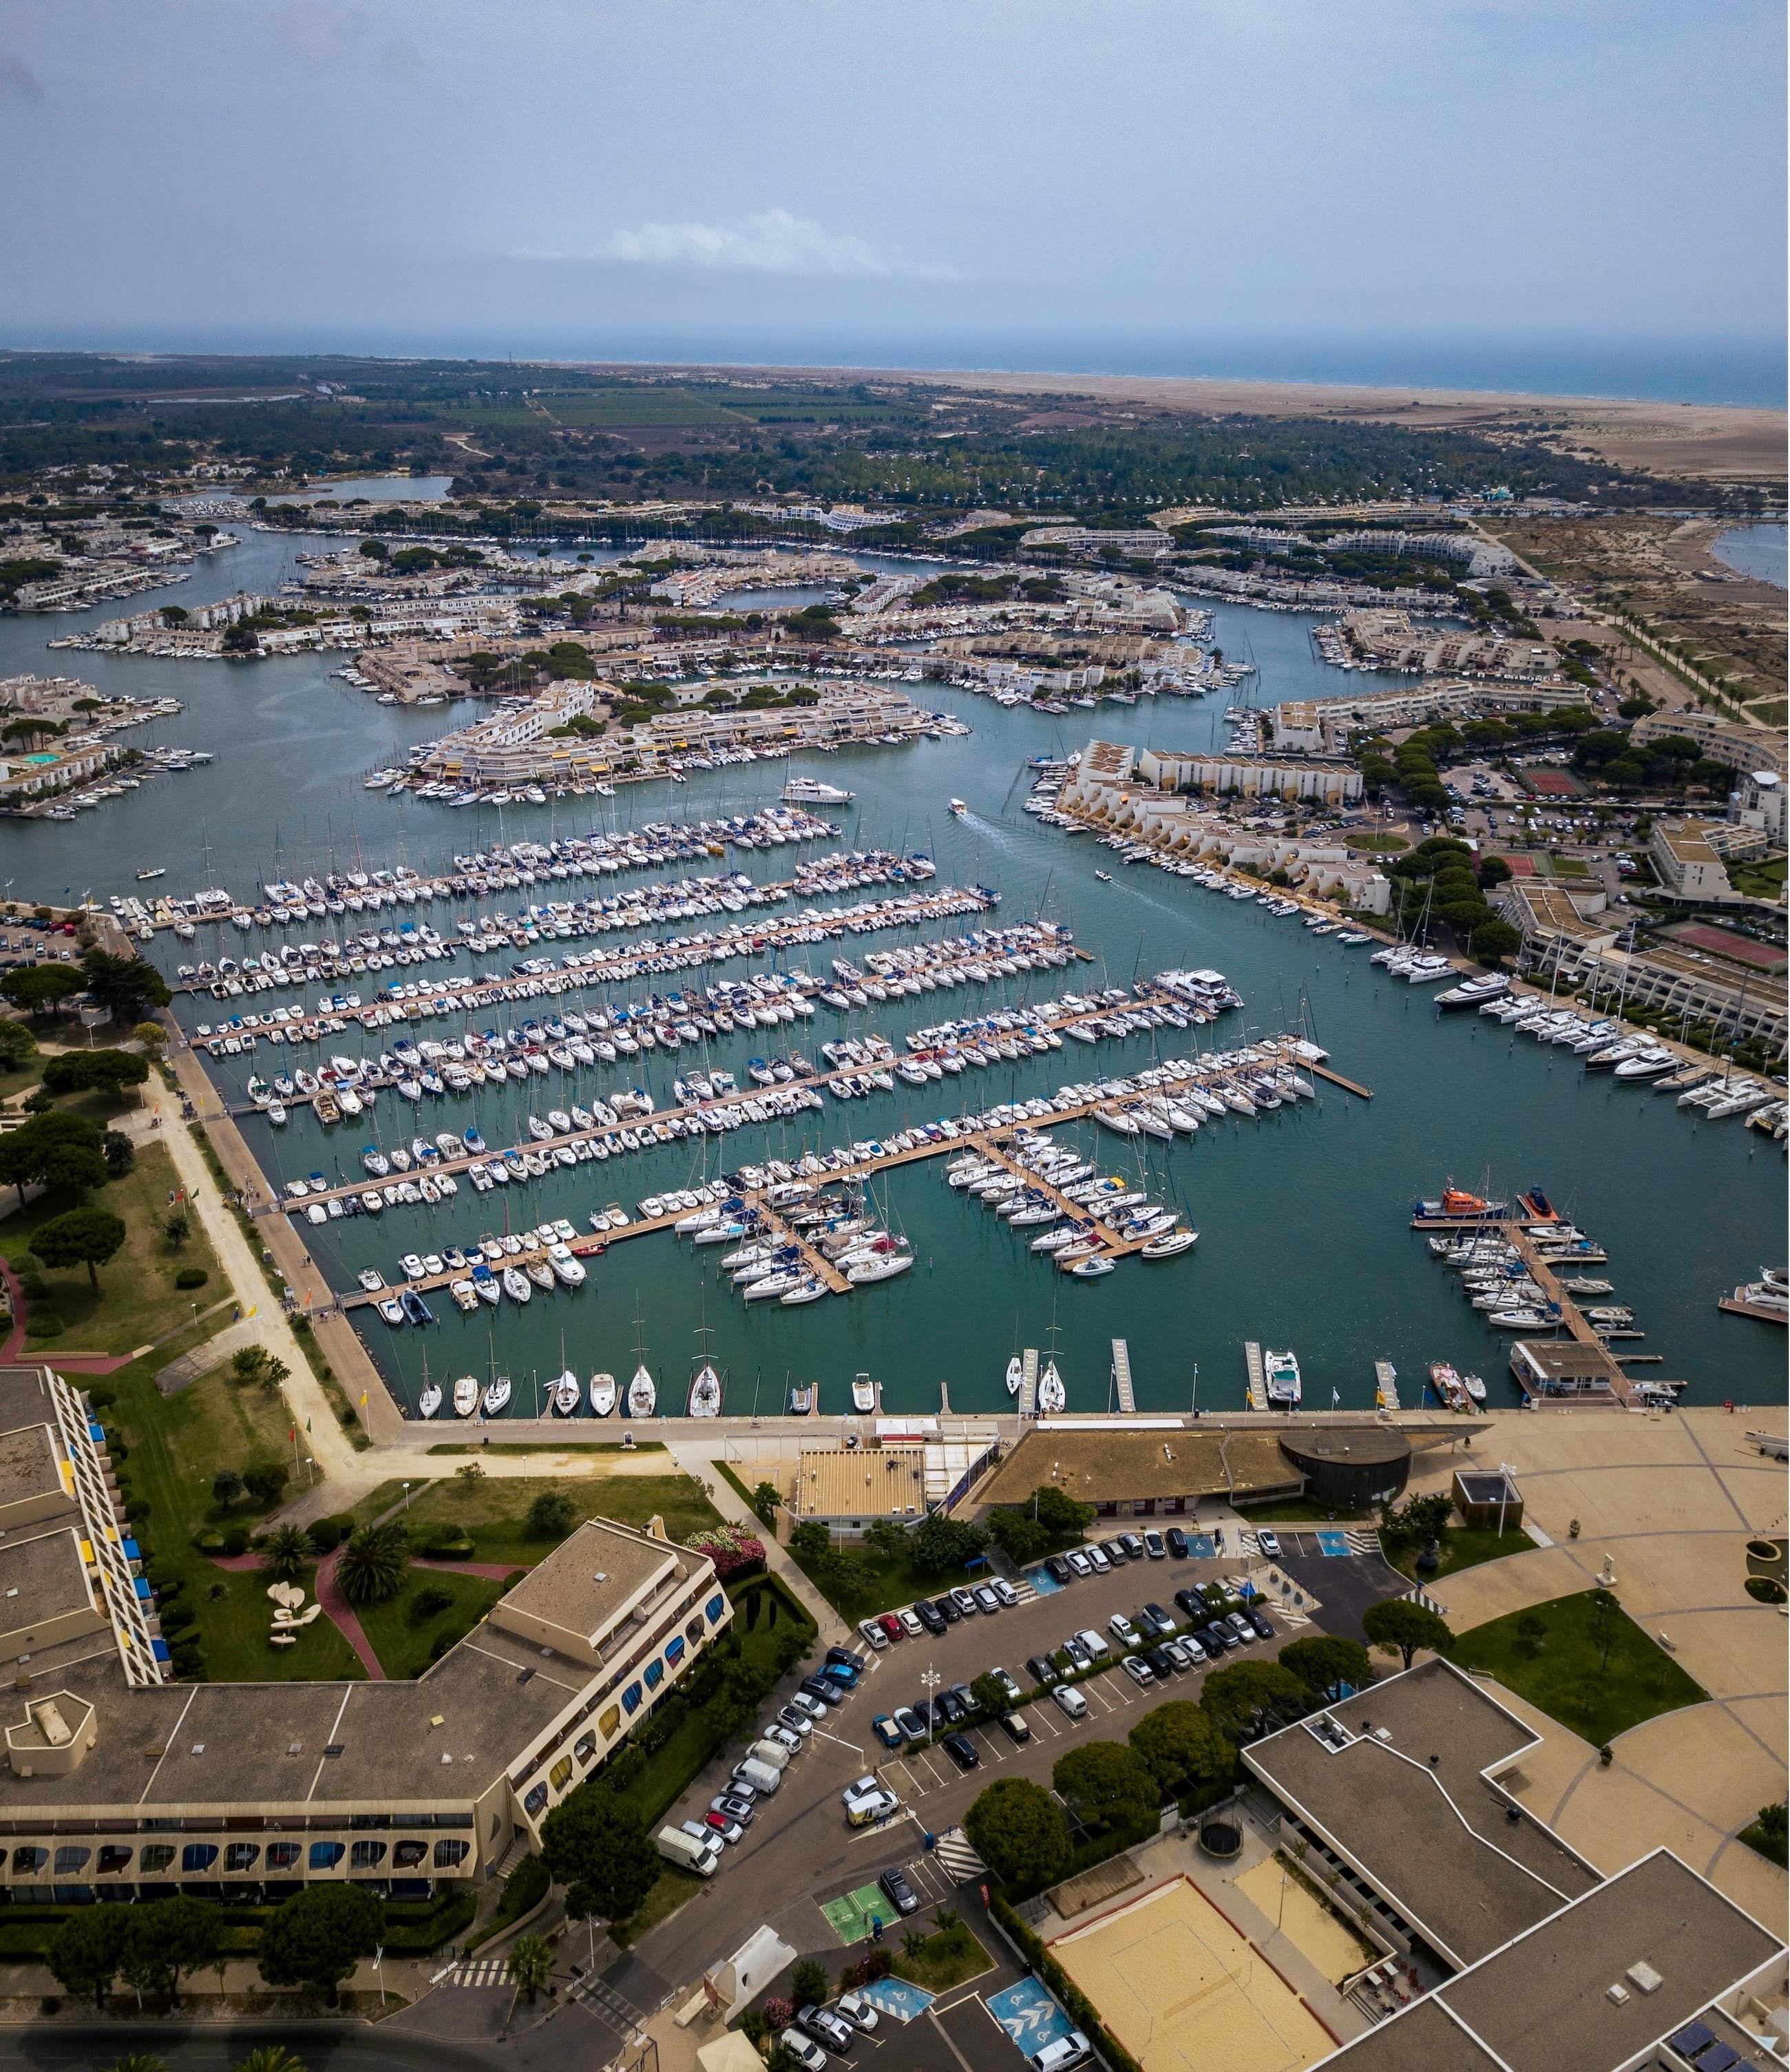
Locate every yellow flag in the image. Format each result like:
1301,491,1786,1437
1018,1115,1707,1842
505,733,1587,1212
359,1392,368,1407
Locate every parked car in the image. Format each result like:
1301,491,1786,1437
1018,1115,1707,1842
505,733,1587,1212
942,1733,980,1771
948,1587,979,1618
990,1666,1023,1704
998,1710,1032,1745
1199,1623,1234,1656
763,1723,803,1756
1026,1653,1060,1688
1108,1612,1140,1649
936,1593,962,1625
1085,1545,1110,1573
825,1645,863,1671
973,1583,1002,1615
1031,2030,1092,2071
1044,1556,1073,1586
1256,1529,1283,1559
991,1577,1020,1608
893,1706,929,1742
843,1782,899,1826
835,1992,881,2033
858,1618,888,1651
915,1598,947,1636
703,1812,745,1845
1166,1527,1189,1558
777,1705,814,1739
1121,1655,1154,1688
1143,1529,1166,1559
1075,1627,1111,1659
1052,1684,1089,1720
1100,1537,1129,1565
898,1608,923,1639
713,1793,756,1823
1245,1607,1275,1641
822,1660,859,1690
878,1612,905,1643
1119,1534,1146,1562
800,1675,846,1708
789,1690,828,1719
777,2030,827,2072
1060,1635,1091,1671
1174,1587,1205,1622
936,1688,969,1726
879,1866,920,1915
872,1714,906,1751
1144,1646,1176,1679
1166,1637,1201,1668
1225,1612,1256,1646
799,2004,856,2053
1141,1602,1177,1640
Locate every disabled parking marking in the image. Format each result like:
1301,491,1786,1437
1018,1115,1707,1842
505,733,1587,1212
860,1977,935,2022
987,1978,1076,2053
821,1882,897,1946
1316,1530,1352,1557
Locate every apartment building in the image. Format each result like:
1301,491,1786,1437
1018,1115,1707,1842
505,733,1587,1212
1649,820,1736,903
0,1367,730,1905
1270,678,1579,754
1632,710,1787,780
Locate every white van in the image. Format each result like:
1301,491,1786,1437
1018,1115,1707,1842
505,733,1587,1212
655,1825,721,1877
733,1757,783,1796
1032,2033,1091,2071
748,1737,792,1772
1051,1684,1088,1721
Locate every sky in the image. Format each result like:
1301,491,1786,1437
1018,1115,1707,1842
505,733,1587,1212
1,0,1784,399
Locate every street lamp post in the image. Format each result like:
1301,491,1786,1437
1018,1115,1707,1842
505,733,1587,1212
920,1665,940,1746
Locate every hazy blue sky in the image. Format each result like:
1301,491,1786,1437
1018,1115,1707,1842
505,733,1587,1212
2,0,1783,396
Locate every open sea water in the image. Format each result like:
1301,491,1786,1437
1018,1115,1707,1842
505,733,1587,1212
0,529,1780,1419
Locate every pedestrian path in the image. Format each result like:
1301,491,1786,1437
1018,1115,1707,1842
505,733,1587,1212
439,1955,510,1989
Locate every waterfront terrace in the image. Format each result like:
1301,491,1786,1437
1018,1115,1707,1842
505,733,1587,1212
0,1511,730,1903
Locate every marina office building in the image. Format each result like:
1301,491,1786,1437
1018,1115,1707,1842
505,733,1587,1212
0,1365,730,1904
1246,1662,1786,2072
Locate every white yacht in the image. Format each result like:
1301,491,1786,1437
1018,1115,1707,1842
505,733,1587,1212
1036,1359,1066,1414
627,1363,657,1417
1004,1355,1024,1396
1264,1348,1303,1408
483,1374,512,1416
452,1374,480,1418
549,1369,581,1416
590,1371,616,1416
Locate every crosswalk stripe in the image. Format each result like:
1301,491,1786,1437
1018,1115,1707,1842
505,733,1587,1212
931,1826,987,1883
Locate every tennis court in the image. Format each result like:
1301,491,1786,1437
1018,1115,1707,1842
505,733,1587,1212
820,1883,894,1945
1049,1877,1334,2072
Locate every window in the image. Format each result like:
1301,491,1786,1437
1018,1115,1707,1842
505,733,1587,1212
574,1733,597,1766
10,1847,47,1875
643,1661,663,1691
54,1847,90,1876
685,1615,706,1644
392,1841,428,1870
549,1757,573,1792
139,1845,176,1874
434,1839,470,1870
350,1841,386,1870
96,1847,133,1876
664,1635,686,1665
181,1844,218,1874
621,1682,642,1715
523,1783,548,1818
224,1843,260,1874
598,1706,620,1738
266,1843,302,1872
705,1593,724,1622
308,1842,345,1872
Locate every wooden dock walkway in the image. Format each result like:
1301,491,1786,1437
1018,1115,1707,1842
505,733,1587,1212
1243,1340,1267,1412
1309,1062,1373,1100
1020,1348,1038,1416
1373,1357,1400,1410
1110,1338,1135,1413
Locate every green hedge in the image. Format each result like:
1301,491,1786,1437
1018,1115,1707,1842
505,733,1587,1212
989,1894,1145,2072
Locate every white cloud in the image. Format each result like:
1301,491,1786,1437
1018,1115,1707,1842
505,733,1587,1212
597,207,940,279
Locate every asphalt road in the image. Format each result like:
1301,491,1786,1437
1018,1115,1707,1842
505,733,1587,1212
633,1536,1398,1994
0,2024,503,2072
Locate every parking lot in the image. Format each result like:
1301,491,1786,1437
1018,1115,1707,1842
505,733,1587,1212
637,1527,1400,2005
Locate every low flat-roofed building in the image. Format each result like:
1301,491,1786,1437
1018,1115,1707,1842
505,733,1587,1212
1312,1850,1784,2072
1243,1658,1601,1970
790,1447,927,1533
0,1416,72,1533
1509,1339,1623,1403
0,1511,731,1904
973,1426,1303,1518
1453,1469,1522,1531
0,1528,105,1663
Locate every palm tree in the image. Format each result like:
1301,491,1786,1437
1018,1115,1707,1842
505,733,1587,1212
102,2058,171,2072
262,1524,310,1583
336,1522,408,1605
507,1934,554,2004
229,2049,307,2072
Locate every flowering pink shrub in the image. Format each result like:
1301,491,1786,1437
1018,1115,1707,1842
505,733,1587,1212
685,1523,766,1580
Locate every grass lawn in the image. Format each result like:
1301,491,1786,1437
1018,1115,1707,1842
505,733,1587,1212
348,1467,724,1560
891,1922,993,1993
712,1456,777,1521
1732,855,1788,901
1245,1499,1375,1525
1550,855,1591,878
355,1568,507,1679
1451,1589,1707,1747
1345,831,1409,855
781,1534,984,1622
101,1344,363,1683
427,1439,658,1456
613,1866,705,1949
0,1139,227,1353
1391,1526,1528,1584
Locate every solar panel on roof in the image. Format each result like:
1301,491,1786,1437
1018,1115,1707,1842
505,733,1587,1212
1696,2044,1739,2072
1671,2023,1716,2058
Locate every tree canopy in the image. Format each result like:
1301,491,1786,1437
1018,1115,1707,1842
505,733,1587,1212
1051,1740,1159,1834
1362,1597,1455,1671
1277,1634,1373,1699
1127,1701,1236,1803
541,1788,660,1923
963,1776,1070,1888
1199,1660,1310,1742
29,1204,127,1289
1,964,79,1018
257,1883,383,2004
80,948,172,1022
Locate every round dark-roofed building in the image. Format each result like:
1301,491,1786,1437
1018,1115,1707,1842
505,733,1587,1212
1278,1425,1412,1512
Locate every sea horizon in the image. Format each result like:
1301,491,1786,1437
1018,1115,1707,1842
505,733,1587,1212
3,327,1784,412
